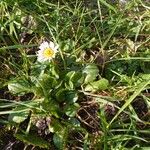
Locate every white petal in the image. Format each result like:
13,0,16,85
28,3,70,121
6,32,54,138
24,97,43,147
37,50,43,55
48,57,53,60
39,41,49,50
49,41,55,49
52,54,56,58
53,48,58,53
37,56,44,62
54,44,59,50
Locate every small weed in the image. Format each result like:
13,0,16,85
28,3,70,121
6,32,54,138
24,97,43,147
0,0,150,149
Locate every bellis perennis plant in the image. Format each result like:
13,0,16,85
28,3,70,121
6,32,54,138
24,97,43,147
37,41,59,62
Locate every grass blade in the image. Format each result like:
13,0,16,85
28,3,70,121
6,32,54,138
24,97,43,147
108,77,150,128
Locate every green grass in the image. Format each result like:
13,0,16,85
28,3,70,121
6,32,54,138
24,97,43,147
0,0,150,149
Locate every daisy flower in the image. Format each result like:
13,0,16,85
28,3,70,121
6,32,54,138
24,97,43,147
37,41,59,62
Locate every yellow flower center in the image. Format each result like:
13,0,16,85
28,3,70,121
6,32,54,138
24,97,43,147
43,48,54,58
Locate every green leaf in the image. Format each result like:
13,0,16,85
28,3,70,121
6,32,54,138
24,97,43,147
66,91,78,103
85,78,109,92
71,72,84,87
61,39,75,52
51,65,59,79
0,99,42,115
53,133,64,150
56,89,78,103
65,103,79,117
48,119,63,133
42,100,59,118
52,123,67,150
34,73,57,96
8,108,29,124
30,63,47,78
8,79,31,95
65,71,75,89
65,71,84,89
15,133,49,148
8,101,40,123
38,74,57,89
68,118,80,127
83,64,99,84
